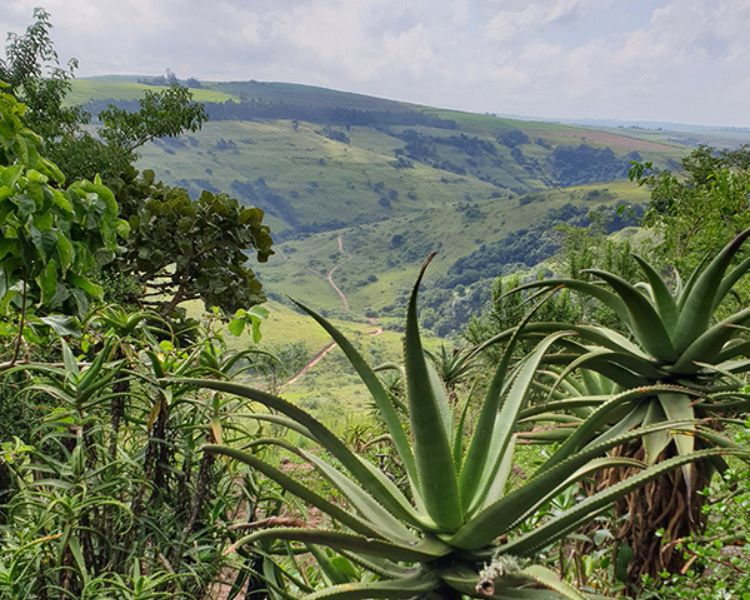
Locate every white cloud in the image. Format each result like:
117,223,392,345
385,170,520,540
0,0,749,125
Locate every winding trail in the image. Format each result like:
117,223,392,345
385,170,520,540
281,341,336,388
327,264,351,313
281,233,382,389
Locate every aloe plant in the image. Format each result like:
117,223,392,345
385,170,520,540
499,229,750,579
177,257,742,599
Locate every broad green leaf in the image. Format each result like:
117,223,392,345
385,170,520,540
68,272,103,299
293,300,418,494
403,253,461,529
673,227,750,352
36,258,57,306
583,269,676,361
227,318,245,337
632,254,678,333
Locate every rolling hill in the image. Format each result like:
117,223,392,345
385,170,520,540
71,76,750,335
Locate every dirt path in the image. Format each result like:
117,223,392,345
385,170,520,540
280,341,336,389
327,233,351,313
281,233,384,388
327,263,351,313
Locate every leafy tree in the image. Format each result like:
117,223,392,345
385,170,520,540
110,169,273,315
2,10,271,317
631,145,750,274
0,8,85,141
0,9,207,182
0,87,126,357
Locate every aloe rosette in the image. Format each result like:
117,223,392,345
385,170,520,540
494,229,750,578
175,257,746,598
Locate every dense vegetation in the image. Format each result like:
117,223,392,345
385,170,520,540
0,9,749,600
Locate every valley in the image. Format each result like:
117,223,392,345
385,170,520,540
69,76,713,336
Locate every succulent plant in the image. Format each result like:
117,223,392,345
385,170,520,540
178,257,742,598
498,229,750,578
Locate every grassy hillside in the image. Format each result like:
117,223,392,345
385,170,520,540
71,76,734,335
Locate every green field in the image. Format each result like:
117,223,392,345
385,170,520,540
69,76,746,337
68,75,238,105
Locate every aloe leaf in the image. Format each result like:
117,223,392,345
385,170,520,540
658,393,696,456
541,353,646,389
307,546,352,586
659,392,697,491
580,369,605,396
517,429,576,443
669,307,750,374
632,254,679,333
641,400,669,465
203,444,383,539
247,413,314,439
677,252,711,310
506,279,631,325
468,331,572,515
583,269,677,361
426,357,452,439
453,384,477,470
519,565,587,600
449,419,698,549
478,435,516,510
717,339,750,362
459,293,560,511
403,253,461,529
519,397,609,420
302,571,439,600
337,550,419,578
245,438,419,545
292,300,418,492
544,385,702,471
439,565,564,599
180,379,422,527
519,413,583,426
231,527,447,562
547,350,662,400
499,448,749,557
673,228,750,352
713,253,750,310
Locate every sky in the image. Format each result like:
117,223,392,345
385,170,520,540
1,0,749,127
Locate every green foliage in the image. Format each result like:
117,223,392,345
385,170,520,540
632,145,750,273
97,85,207,170
178,261,741,599
0,87,126,320
109,168,273,315
1,9,207,183
2,10,272,320
0,8,87,141
0,314,264,599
